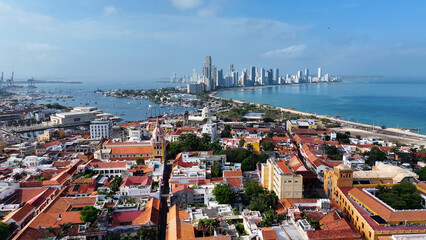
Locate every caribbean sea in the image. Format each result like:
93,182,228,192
216,77,426,134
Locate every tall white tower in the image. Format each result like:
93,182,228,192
318,68,322,79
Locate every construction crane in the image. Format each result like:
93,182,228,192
6,71,14,87
27,77,36,88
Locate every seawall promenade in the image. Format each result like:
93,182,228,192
210,91,426,146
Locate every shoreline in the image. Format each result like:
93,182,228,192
209,91,426,146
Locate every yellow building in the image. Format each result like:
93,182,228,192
261,158,303,199
244,138,260,152
323,164,426,240
286,119,323,134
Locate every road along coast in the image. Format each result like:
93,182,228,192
209,91,426,146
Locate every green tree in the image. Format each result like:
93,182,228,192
45,223,72,239
111,176,123,192
136,158,145,165
138,226,158,240
416,166,426,181
80,206,101,224
243,180,265,205
221,125,232,138
261,141,275,151
0,222,9,240
246,143,254,153
376,182,424,210
212,183,235,204
365,147,387,166
210,139,222,155
198,218,216,237
211,161,223,178
241,158,256,171
239,138,245,148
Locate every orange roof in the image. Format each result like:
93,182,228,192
111,146,153,155
13,188,47,204
89,161,126,168
30,211,83,229
226,178,242,188
172,185,194,194
275,160,293,175
119,121,140,127
223,170,242,178
132,198,161,226
261,228,278,240
4,204,35,223
45,197,96,213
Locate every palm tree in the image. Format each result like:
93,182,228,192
198,218,216,237
204,219,216,236
45,223,71,239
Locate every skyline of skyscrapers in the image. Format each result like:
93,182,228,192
183,56,337,93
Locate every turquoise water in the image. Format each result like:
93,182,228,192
21,80,193,122
217,77,426,134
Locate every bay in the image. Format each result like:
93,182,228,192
216,77,426,134
21,80,193,123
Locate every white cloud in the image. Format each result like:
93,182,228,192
261,45,306,59
22,43,59,51
103,6,117,16
171,0,202,10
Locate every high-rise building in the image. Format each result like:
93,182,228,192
260,68,265,85
318,67,322,78
229,64,234,75
273,68,279,85
192,69,199,83
250,66,256,86
266,69,273,85
211,65,217,89
304,68,309,82
217,69,224,87
297,70,302,82
233,71,239,86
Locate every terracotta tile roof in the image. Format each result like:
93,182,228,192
132,198,161,226
306,229,361,240
318,211,340,225
120,121,140,127
261,228,278,240
45,197,96,213
226,178,242,188
111,146,153,155
42,140,62,148
89,161,127,169
210,177,224,183
13,188,47,204
27,188,56,208
52,161,72,168
223,170,242,178
29,211,83,229
104,140,151,146
171,185,194,194
5,204,35,223
275,160,293,175
73,178,96,184
112,210,143,227
121,176,152,187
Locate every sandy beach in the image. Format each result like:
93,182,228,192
210,91,426,146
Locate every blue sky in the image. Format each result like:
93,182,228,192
0,0,425,82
